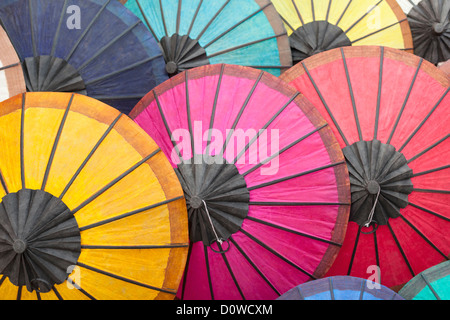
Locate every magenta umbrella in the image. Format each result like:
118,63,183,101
129,64,350,300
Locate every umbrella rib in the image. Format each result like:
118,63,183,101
176,0,182,35
412,188,450,194
347,226,362,275
242,123,328,177
217,241,245,300
248,161,345,190
407,134,449,164
246,216,342,247
399,213,448,259
205,64,224,156
374,47,385,140
239,228,316,279
59,113,123,200
159,0,169,38
185,71,195,155
0,62,20,72
387,58,424,145
344,0,383,34
84,54,163,86
399,87,450,153
50,0,69,57
186,0,203,37
207,33,287,59
336,0,353,27
79,196,185,231
202,2,272,49
341,48,363,141
41,94,75,191
28,0,37,57
291,0,304,26
70,149,161,215
153,90,182,164
351,19,408,44
326,0,332,22
387,221,415,277
302,62,350,146
76,20,141,72
53,286,63,300
233,92,300,164
0,168,9,195
136,0,159,41
220,71,264,156
408,202,450,222
374,230,380,269
359,280,365,300
64,0,111,62
329,278,335,300
421,273,442,300
196,0,231,42
279,15,295,33
66,277,97,300
229,236,280,296
20,94,26,190
412,165,450,178
17,286,22,300
205,244,214,300
179,243,193,300
76,262,177,295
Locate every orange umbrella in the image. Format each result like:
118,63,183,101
0,92,189,300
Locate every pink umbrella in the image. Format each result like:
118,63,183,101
129,64,350,300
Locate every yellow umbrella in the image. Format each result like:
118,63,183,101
0,25,25,102
271,0,413,63
0,92,189,300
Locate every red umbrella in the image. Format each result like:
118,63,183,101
130,64,350,300
281,46,450,290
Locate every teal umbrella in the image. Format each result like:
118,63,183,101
119,0,292,76
399,261,450,300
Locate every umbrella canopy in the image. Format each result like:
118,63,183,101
129,64,350,300
438,59,450,76
0,0,168,114
399,260,450,300
0,25,26,102
277,276,404,300
280,46,450,290
0,92,189,300
397,0,450,65
120,0,292,77
270,0,413,64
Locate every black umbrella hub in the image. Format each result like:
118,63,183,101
175,155,249,248
343,140,414,228
160,34,210,77
22,56,87,95
408,0,450,64
0,189,81,293
289,21,352,64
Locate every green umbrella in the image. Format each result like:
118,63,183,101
399,261,450,300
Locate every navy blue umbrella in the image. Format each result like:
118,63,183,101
0,0,168,114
